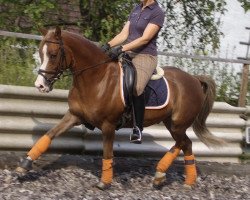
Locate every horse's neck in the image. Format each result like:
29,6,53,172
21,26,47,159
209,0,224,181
66,35,104,66
65,36,106,78
64,34,118,92
72,62,120,105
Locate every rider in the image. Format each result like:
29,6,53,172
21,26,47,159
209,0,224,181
102,0,165,144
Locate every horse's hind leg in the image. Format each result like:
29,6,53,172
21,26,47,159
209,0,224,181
153,123,182,187
153,144,181,188
153,123,197,187
16,110,81,173
180,134,197,187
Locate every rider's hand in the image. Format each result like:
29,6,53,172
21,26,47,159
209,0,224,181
101,43,111,53
108,46,124,61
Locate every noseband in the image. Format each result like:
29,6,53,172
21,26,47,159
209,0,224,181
38,39,69,87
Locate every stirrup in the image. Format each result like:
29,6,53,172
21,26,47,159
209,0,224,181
130,126,142,144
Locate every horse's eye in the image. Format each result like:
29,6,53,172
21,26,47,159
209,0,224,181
50,54,57,59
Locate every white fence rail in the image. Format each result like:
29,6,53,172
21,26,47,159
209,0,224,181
0,84,248,163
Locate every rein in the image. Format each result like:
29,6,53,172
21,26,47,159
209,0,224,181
63,59,112,77
39,39,112,84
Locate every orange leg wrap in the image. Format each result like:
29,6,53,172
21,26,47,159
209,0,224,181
101,159,113,184
27,135,51,160
184,154,197,186
156,148,181,173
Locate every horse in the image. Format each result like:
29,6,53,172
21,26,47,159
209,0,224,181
16,27,224,190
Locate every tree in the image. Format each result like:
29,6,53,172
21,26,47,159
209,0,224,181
78,0,137,42
159,0,226,53
0,0,56,33
238,0,250,12
0,0,248,49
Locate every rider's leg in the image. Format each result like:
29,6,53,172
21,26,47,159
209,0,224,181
130,54,157,144
130,93,145,143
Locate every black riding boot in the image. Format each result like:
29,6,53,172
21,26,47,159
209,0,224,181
130,93,145,144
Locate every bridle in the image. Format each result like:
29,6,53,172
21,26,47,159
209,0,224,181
38,38,113,88
38,39,68,88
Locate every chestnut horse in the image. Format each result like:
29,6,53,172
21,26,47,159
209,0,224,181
16,27,224,189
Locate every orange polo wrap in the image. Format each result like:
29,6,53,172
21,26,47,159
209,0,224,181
184,154,197,186
27,135,51,160
101,159,113,184
156,148,181,173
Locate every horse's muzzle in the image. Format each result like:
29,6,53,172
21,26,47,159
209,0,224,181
35,76,52,93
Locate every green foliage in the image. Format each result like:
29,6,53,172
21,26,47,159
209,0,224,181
213,64,241,106
78,0,137,42
0,0,248,46
0,0,57,33
23,0,56,28
238,0,250,12
160,0,227,53
0,38,36,86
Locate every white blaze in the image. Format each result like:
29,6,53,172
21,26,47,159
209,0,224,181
35,44,50,92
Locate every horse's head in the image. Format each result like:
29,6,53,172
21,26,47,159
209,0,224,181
35,27,72,93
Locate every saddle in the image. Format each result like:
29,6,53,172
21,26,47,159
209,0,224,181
121,53,136,106
121,53,168,108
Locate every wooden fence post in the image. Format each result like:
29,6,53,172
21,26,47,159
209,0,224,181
238,64,249,107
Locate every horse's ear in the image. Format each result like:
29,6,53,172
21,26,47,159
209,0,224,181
39,28,48,36
55,26,62,39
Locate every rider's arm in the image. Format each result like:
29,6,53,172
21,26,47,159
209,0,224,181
121,23,160,52
108,21,130,47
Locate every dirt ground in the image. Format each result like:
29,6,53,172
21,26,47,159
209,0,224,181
0,151,249,200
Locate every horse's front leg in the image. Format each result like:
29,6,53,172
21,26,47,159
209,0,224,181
96,123,115,190
16,110,81,173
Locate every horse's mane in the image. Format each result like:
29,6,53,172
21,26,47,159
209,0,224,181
61,30,102,52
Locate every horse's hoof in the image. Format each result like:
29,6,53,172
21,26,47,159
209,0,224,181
153,176,166,189
183,184,193,190
15,166,28,174
16,158,33,174
96,181,111,190
153,172,166,189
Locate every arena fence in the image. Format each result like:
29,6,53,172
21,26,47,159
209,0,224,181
0,84,248,163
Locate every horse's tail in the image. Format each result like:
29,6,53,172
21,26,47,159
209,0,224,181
192,75,226,147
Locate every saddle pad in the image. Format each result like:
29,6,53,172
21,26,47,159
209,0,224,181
145,77,170,109
118,64,170,110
